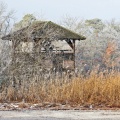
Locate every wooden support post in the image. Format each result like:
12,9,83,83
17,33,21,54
73,40,75,71
11,39,16,88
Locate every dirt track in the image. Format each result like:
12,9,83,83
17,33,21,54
1,110,120,120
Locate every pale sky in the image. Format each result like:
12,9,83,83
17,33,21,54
3,0,120,22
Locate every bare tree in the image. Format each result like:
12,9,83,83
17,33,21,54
0,1,14,86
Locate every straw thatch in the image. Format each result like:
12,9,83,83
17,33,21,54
2,21,86,41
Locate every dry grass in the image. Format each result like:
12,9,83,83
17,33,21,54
0,72,120,108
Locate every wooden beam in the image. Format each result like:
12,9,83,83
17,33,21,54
73,40,76,70
65,39,74,49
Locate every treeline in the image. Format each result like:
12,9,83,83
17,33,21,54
0,1,120,76
60,16,120,73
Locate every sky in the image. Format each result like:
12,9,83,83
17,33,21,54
3,0,120,22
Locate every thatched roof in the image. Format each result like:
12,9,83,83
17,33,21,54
2,21,86,41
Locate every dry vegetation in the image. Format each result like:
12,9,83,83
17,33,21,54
0,72,120,108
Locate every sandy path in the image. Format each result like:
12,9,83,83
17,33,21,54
1,110,120,120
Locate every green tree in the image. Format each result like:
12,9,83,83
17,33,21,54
13,14,36,31
85,18,104,36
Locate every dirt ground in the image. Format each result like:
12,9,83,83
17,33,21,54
1,110,120,120
0,103,120,119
